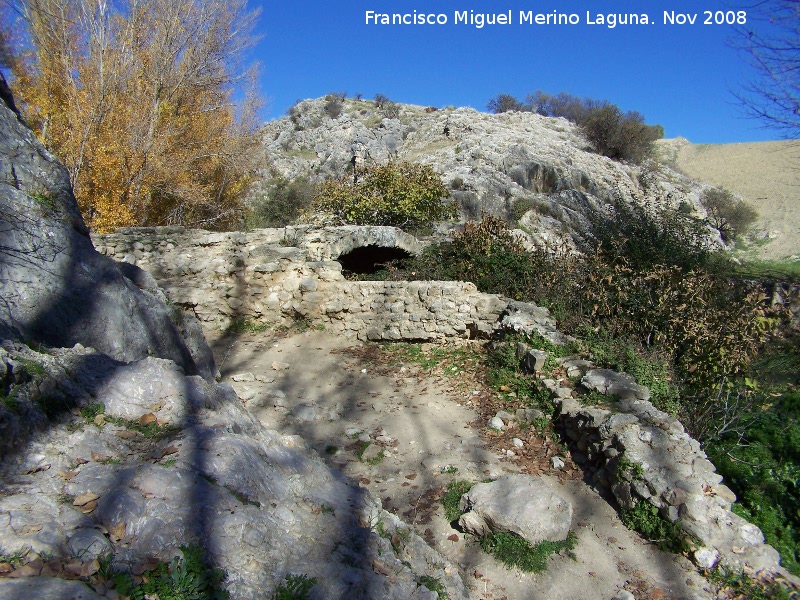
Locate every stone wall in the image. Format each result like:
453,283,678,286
93,226,509,341
557,394,798,586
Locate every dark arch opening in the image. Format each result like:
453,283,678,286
337,245,412,276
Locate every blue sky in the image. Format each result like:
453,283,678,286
249,0,781,144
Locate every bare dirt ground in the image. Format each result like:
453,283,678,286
210,328,714,600
659,138,800,262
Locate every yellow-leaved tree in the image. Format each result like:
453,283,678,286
2,0,262,232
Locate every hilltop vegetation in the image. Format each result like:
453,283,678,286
487,91,665,164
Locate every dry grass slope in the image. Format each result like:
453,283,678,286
659,137,800,262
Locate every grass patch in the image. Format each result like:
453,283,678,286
419,574,448,598
226,318,269,334
441,480,473,522
109,544,228,600
620,501,687,554
382,343,482,376
17,358,47,378
0,388,20,412
32,192,57,213
479,530,577,573
80,402,105,423
105,415,179,440
732,257,800,281
707,565,793,600
706,567,792,600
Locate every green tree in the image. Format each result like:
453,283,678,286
700,188,758,243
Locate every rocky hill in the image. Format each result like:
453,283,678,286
257,97,716,247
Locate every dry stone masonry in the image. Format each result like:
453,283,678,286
93,226,509,341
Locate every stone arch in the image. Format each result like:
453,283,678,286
327,227,422,275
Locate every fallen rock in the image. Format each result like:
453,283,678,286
458,475,572,545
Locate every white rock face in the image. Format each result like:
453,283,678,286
256,97,711,248
458,474,572,545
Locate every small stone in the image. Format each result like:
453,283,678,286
692,547,720,569
67,528,113,561
231,372,255,382
551,456,565,469
488,416,504,430
512,438,524,448
272,361,291,371
292,404,316,422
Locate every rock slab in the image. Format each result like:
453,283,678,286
459,474,572,545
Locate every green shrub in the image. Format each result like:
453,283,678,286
396,215,578,305
491,90,664,163
486,94,526,113
707,391,800,576
619,501,687,554
511,198,534,223
310,161,455,229
247,176,314,227
700,187,759,243
580,105,663,163
323,95,343,119
582,195,712,272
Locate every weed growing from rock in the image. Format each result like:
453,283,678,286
271,574,316,600
108,545,228,600
707,565,793,600
419,574,448,598
441,480,473,522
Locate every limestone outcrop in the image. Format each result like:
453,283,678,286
0,75,213,381
256,97,712,247
0,340,468,599
458,475,572,545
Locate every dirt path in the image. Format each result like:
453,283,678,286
211,329,714,600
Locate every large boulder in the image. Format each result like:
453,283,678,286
458,474,573,545
0,75,214,380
